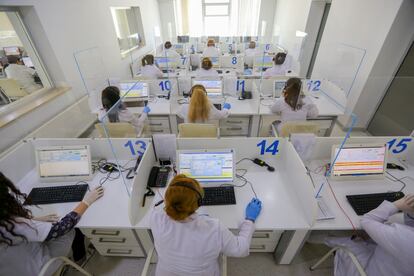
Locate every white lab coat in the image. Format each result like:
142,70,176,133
244,48,259,57
150,207,255,276
177,103,230,123
161,49,181,59
270,96,319,132
196,68,219,78
98,107,147,135
263,65,285,77
141,64,163,79
5,64,43,93
326,201,414,276
202,46,220,58
0,218,74,276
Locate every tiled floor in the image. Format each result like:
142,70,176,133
65,242,334,276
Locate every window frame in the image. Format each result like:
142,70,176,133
202,0,231,35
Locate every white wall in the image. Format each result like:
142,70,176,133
158,0,177,41
272,0,312,60
0,0,162,153
258,0,277,41
311,0,413,128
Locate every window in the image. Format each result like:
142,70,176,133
110,7,146,57
202,0,230,36
0,10,51,108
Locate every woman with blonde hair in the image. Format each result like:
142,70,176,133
150,174,262,276
177,85,231,123
202,39,220,57
196,57,219,78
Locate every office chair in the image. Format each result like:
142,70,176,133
140,246,227,276
0,79,28,101
309,246,367,276
95,122,140,138
178,123,219,138
275,121,319,138
39,256,92,276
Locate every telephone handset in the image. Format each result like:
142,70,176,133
147,166,171,188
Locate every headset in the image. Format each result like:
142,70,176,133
188,85,208,98
170,181,204,207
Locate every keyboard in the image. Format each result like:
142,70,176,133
346,191,405,215
201,186,236,206
25,184,89,205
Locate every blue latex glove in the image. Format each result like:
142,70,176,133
223,103,231,110
143,106,151,114
245,198,262,222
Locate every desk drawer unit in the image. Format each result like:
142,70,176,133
230,230,282,252
148,116,171,134
220,117,250,136
81,228,144,257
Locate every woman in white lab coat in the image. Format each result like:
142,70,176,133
0,172,104,276
263,52,287,77
196,57,219,78
150,174,262,276
270,77,318,133
325,195,414,276
161,41,181,59
177,85,231,123
5,56,43,93
99,86,150,135
202,39,220,58
244,41,259,57
141,54,163,79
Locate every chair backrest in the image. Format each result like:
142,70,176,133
95,122,137,138
279,121,319,138
178,123,218,138
0,79,28,99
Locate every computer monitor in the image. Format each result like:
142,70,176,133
3,46,20,56
119,82,149,101
330,144,387,180
177,35,190,43
177,149,235,184
253,55,273,70
201,56,220,68
22,57,34,68
36,145,93,182
274,80,287,97
173,44,185,55
155,57,179,69
192,79,223,97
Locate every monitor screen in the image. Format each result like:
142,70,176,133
119,82,149,98
155,57,178,69
254,55,273,68
177,36,190,43
3,46,20,56
274,81,286,97
178,150,234,182
22,57,34,67
331,145,387,177
36,146,92,180
192,80,222,97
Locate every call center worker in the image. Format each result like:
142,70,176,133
196,57,219,78
99,86,150,135
150,174,262,276
326,195,414,276
141,54,163,79
0,172,104,276
161,41,181,59
202,39,220,58
263,52,287,77
270,77,318,133
178,85,231,123
5,56,43,93
244,41,259,57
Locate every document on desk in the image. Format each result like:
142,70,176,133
152,134,177,162
316,196,335,220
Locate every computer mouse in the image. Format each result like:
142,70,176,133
226,70,230,73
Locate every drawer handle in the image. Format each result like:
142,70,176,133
226,121,243,124
99,237,126,243
150,123,163,126
106,249,132,255
252,233,270,239
250,245,266,250
226,127,242,131
91,230,120,236
151,129,165,133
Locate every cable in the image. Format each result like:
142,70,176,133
385,171,413,192
236,158,254,165
326,177,357,233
